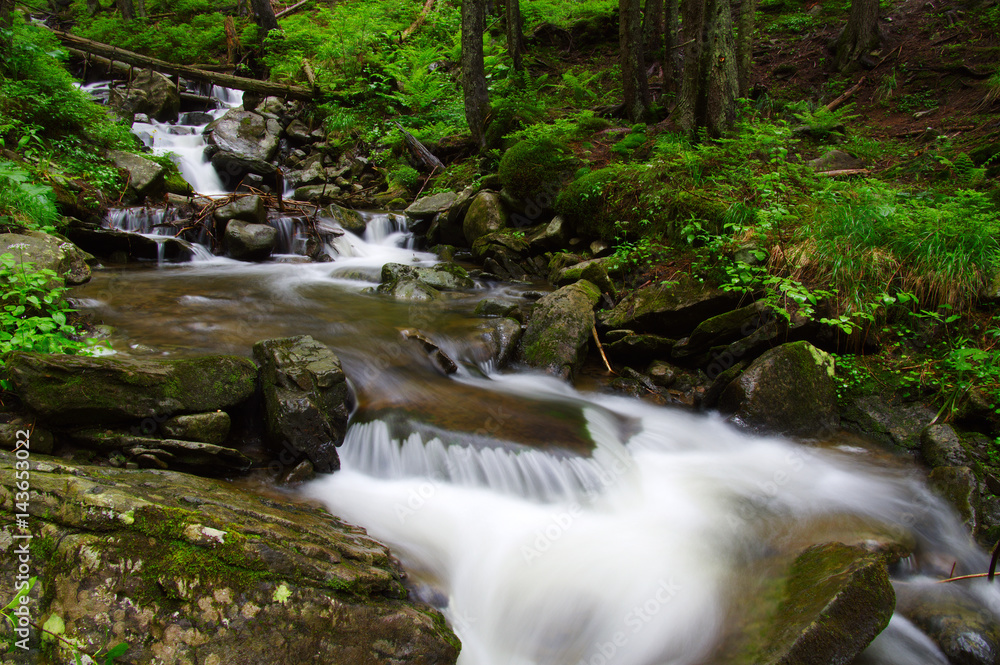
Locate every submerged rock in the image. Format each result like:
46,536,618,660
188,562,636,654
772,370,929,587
0,451,461,664
377,263,475,301
7,352,257,426
897,582,1000,665
718,341,839,438
253,335,352,474
109,69,180,122
520,280,601,380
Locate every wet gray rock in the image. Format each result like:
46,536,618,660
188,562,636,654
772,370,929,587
71,430,252,472
599,276,742,338
482,317,523,367
475,297,519,318
108,150,165,199
840,396,936,452
163,411,232,445
319,203,366,234
206,110,282,162
520,280,601,380
718,341,839,438
294,184,343,203
601,329,676,363
7,352,257,427
528,215,569,252
672,303,775,360
225,220,277,261
210,150,278,188
215,195,268,225
406,191,457,219
0,451,461,665
928,466,978,531
0,231,92,285
253,335,352,474
921,424,973,469
897,582,1000,665
110,69,180,122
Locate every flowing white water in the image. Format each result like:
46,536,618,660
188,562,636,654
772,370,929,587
308,378,1000,665
131,86,243,195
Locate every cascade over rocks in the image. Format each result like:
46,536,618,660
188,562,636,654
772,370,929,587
520,279,601,380
0,451,461,665
0,231,92,285
66,223,196,263
718,341,839,437
253,335,353,474
7,352,257,426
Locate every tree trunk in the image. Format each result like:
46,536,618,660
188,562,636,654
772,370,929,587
620,0,649,122
677,0,738,138
505,0,525,71
116,0,135,21
833,0,880,72
736,0,757,97
135,0,146,18
642,0,663,65
461,0,489,149
250,0,279,35
663,0,680,93
0,0,13,54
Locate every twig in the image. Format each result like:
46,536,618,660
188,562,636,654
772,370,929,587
592,327,614,374
413,165,438,200
825,76,867,112
275,0,310,18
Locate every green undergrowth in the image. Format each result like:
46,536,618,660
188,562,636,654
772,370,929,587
1,20,138,197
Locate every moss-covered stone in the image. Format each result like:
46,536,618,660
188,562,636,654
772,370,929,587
378,262,475,297
0,451,460,665
718,341,839,438
0,231,92,286
498,138,576,205
520,280,600,380
163,411,232,445
8,352,257,426
462,192,507,246
726,543,895,665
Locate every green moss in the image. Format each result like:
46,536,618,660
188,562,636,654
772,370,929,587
498,138,577,204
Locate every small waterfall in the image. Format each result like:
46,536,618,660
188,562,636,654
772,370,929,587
308,384,1000,665
105,207,181,235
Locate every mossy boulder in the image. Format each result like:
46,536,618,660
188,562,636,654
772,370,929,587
599,275,741,338
320,203,366,234
0,451,460,664
921,424,973,469
601,330,676,363
107,150,166,200
0,231,92,286
253,335,353,474
7,352,257,427
206,110,282,163
520,280,601,380
672,303,775,360
730,543,895,665
108,69,180,122
718,341,839,438
463,192,507,245
498,138,576,207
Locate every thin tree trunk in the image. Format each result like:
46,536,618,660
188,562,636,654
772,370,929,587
135,0,145,18
834,0,880,72
461,0,489,149
505,0,525,71
736,0,757,97
116,0,135,21
663,0,680,93
0,0,13,54
642,0,663,64
620,0,650,121
678,0,737,138
250,0,279,34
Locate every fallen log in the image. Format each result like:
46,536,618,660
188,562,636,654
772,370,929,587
816,168,870,177
53,29,316,100
395,122,444,171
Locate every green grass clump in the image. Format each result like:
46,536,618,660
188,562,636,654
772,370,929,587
801,185,1000,312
